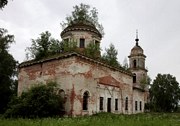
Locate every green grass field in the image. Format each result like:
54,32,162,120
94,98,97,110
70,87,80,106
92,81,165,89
0,113,180,126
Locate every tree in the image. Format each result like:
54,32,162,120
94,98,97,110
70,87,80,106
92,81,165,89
26,31,61,60
122,57,129,70
102,43,120,67
62,40,77,53
0,28,17,113
0,0,8,9
139,75,151,90
84,42,101,59
5,82,64,118
150,74,180,112
60,3,104,37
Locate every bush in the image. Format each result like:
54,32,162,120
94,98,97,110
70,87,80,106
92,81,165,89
4,82,64,118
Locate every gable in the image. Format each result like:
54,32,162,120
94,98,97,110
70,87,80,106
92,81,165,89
98,75,121,87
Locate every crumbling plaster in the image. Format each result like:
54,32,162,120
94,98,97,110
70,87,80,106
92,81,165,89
18,53,145,116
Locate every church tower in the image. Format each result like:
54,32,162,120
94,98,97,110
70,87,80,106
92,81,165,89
128,31,148,89
60,21,102,56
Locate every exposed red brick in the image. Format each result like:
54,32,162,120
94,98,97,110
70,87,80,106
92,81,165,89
99,75,122,87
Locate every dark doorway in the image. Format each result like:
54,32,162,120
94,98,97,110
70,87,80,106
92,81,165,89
107,98,111,112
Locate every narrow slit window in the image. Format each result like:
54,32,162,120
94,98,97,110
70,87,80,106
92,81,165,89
135,101,138,111
125,97,128,110
133,73,136,83
115,99,118,110
100,97,103,110
140,101,142,111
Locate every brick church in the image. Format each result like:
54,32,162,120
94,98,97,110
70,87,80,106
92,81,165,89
18,21,149,116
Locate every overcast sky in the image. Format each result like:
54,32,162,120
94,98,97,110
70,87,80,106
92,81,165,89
1,0,180,83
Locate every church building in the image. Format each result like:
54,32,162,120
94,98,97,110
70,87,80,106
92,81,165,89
18,22,149,116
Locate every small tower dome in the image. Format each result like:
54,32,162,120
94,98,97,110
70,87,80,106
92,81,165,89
130,30,145,57
130,44,144,56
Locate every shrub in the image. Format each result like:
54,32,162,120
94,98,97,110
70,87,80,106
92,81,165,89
4,82,64,118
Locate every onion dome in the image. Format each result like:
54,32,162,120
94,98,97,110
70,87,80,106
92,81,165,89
129,31,146,58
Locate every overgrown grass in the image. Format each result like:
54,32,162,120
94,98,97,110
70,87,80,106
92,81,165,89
0,113,180,126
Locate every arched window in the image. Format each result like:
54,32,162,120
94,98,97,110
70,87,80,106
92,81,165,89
125,97,128,110
58,89,65,99
133,60,137,68
133,73,136,83
58,89,65,111
83,91,89,110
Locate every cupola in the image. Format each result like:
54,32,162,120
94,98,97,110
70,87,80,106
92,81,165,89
60,20,102,52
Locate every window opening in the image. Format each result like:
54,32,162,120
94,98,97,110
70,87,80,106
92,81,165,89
83,91,89,110
95,40,100,47
133,73,136,83
107,98,111,112
135,101,138,111
80,38,85,48
140,101,142,111
125,97,128,110
115,99,118,110
64,38,69,42
100,97,104,110
58,89,65,111
133,60,137,68
58,89,65,99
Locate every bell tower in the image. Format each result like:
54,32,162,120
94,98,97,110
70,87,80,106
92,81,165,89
128,31,148,88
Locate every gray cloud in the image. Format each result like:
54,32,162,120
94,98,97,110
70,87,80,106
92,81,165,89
0,0,180,83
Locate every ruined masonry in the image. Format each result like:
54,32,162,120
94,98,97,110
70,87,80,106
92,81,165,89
18,22,149,116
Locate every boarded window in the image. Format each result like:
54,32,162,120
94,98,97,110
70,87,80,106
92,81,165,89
125,97,128,110
80,38,85,48
100,97,103,110
83,91,89,110
115,99,118,110
135,101,138,111
140,101,142,111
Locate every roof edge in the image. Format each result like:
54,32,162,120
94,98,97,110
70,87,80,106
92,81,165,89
60,23,102,38
19,52,132,76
